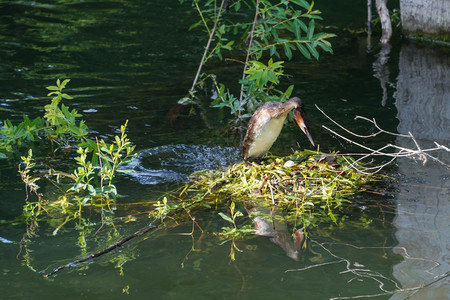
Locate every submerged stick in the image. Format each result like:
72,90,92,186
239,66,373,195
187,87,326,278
44,223,158,278
43,199,203,278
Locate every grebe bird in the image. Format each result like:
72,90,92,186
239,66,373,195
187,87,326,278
242,97,315,161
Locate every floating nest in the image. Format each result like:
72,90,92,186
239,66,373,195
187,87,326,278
182,150,383,225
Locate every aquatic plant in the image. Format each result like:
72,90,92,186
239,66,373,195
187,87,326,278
41,149,383,276
184,150,380,229
179,0,335,124
19,120,134,228
5,80,135,237
0,79,89,157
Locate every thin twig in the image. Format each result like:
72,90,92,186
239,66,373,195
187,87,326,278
238,0,260,104
316,105,450,169
354,116,409,138
190,0,227,92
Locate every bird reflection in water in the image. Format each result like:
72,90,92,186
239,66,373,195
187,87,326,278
241,97,312,259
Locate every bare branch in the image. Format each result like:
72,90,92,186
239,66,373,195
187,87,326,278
190,0,227,92
316,105,450,169
239,0,260,104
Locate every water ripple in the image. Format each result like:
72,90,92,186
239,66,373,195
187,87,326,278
125,144,240,185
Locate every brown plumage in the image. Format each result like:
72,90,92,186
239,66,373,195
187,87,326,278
242,97,314,161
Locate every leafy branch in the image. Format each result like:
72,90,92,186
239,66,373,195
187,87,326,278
0,79,88,156
179,0,335,124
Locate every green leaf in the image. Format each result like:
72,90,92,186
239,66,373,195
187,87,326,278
305,14,323,20
188,20,203,31
317,40,333,53
306,43,319,60
271,28,280,42
215,48,223,60
234,1,241,11
329,210,337,223
281,85,294,101
269,45,277,57
307,19,315,40
296,0,312,10
61,93,73,100
234,211,243,218
293,19,301,39
297,20,308,32
222,40,234,51
60,79,71,89
307,0,315,13
267,70,279,84
296,43,311,59
218,212,234,224
283,43,292,60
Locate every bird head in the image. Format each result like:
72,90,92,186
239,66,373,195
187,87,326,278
291,99,315,147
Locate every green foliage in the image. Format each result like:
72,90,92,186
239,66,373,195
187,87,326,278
217,201,254,261
0,79,88,156
250,1,334,60
69,121,135,204
183,150,381,229
180,0,335,122
7,80,136,239
244,58,284,88
0,117,45,153
19,149,41,201
217,202,254,240
21,120,135,222
151,197,171,221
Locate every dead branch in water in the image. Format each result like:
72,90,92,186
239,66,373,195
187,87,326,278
43,200,203,278
316,105,450,171
44,223,158,278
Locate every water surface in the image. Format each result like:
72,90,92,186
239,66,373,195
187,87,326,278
0,1,449,299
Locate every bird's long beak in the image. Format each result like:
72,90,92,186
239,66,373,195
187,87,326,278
294,109,315,147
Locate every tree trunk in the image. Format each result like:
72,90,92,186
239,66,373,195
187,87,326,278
375,0,392,44
400,0,450,39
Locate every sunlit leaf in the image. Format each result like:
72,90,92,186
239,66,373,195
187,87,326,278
61,93,73,100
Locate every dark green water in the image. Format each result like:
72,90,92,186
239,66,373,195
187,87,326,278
1,1,449,299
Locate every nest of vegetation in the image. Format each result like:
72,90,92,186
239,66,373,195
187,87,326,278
185,150,383,225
